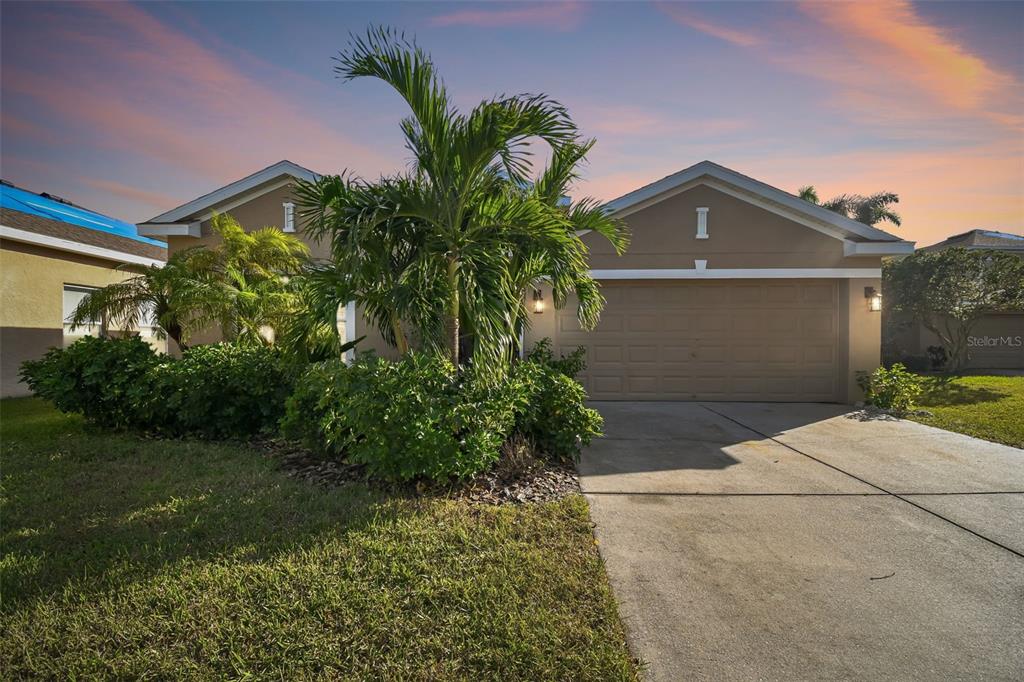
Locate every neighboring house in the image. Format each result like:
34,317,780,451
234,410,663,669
890,229,1024,370
1,181,167,397
140,160,912,403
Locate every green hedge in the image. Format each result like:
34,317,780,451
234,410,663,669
21,337,293,438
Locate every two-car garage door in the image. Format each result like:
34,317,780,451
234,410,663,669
555,280,841,402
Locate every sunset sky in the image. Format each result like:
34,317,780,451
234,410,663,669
2,1,1022,247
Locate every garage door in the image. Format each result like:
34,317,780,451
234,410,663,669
554,280,840,401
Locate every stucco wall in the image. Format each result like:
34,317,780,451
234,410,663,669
0,240,165,397
585,184,880,271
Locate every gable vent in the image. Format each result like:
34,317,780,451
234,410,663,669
696,207,709,239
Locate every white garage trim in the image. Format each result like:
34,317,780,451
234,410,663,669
590,267,881,280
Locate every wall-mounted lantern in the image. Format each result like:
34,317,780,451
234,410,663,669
865,286,882,312
532,289,545,314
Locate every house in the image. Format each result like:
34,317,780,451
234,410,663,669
138,160,914,402
890,229,1024,370
1,181,167,397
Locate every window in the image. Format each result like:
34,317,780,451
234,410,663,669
696,207,709,239
63,285,100,337
283,202,295,232
137,301,158,337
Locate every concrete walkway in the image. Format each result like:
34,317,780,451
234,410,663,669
581,402,1024,681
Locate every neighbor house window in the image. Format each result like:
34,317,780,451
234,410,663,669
696,207,709,239
283,202,295,232
63,285,101,338
137,301,158,337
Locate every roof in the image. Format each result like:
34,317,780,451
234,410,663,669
139,160,318,236
920,229,1024,252
1,183,166,266
603,160,915,254
1,182,167,248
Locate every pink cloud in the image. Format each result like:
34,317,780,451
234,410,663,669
656,3,761,48
584,106,748,137
80,178,180,213
430,1,585,30
3,2,395,219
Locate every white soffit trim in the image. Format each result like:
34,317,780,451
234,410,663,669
137,222,202,237
145,160,319,224
1,225,165,267
604,160,906,243
843,240,914,256
590,267,881,280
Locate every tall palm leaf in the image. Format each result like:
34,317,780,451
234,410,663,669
308,26,627,366
798,185,901,227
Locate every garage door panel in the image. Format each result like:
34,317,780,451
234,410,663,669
560,280,840,402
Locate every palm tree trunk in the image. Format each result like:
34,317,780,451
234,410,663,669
446,256,460,365
390,311,409,355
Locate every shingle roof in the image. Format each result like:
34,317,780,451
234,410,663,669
1,207,167,261
921,229,1024,252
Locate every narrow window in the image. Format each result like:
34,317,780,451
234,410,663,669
283,202,295,233
63,285,100,339
696,207,709,239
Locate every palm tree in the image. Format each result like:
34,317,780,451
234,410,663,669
298,27,628,366
798,185,901,227
68,249,218,348
195,213,311,345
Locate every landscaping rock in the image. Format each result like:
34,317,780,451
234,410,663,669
258,438,581,505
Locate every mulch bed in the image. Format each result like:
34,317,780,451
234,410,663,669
256,439,581,505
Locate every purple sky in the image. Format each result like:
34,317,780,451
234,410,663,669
2,1,1022,246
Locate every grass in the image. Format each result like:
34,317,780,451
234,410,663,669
910,374,1024,449
0,398,637,680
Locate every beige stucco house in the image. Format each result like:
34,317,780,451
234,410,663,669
1,182,167,397
139,160,914,403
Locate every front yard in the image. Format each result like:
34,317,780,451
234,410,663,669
0,398,637,679
909,374,1024,449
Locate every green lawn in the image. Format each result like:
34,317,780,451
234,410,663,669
910,374,1024,449
0,398,637,680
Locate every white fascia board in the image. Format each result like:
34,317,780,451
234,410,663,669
843,240,915,256
1,225,165,267
195,178,293,222
137,222,202,237
603,160,904,243
145,160,319,224
590,267,881,280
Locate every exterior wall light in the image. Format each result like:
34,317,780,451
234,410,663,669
532,289,545,314
865,286,882,312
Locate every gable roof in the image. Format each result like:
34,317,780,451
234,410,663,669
141,160,318,229
920,229,1024,252
603,160,914,253
1,182,166,266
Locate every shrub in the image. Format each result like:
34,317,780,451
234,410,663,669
857,363,922,414
149,344,294,438
20,336,161,429
515,339,603,461
283,353,530,481
513,361,602,461
926,345,948,371
526,337,586,378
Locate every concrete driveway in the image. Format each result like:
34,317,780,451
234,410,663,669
581,402,1024,681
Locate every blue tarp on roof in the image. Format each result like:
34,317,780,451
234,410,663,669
1,183,166,248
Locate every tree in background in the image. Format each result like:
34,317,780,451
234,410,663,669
883,248,1024,371
297,27,628,368
798,185,902,227
71,214,309,349
68,249,218,349
192,214,310,346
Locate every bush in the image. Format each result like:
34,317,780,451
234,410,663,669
148,344,294,438
526,338,586,378
283,353,530,481
20,336,161,429
21,338,292,438
926,345,948,371
857,363,922,414
515,339,603,461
